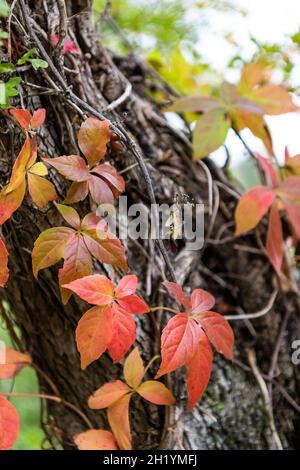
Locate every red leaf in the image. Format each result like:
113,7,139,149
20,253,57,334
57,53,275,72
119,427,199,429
107,305,136,363
55,203,81,229
235,186,276,235
0,397,20,450
74,429,118,450
266,201,283,274
156,313,201,377
137,380,175,405
0,347,31,379
0,179,26,225
64,181,89,204
10,108,31,130
117,295,149,314
76,306,112,369
194,311,234,360
282,199,300,239
107,394,132,450
43,155,90,182
186,330,213,410
88,380,130,409
51,35,80,55
92,163,125,196
59,234,93,304
277,176,300,199
78,118,111,168
256,154,279,188
162,281,192,311
191,288,215,315
115,274,138,298
88,174,115,205
63,274,114,306
0,238,9,288
123,347,145,389
31,108,46,129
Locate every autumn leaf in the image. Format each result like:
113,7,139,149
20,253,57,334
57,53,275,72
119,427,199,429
235,186,276,235
64,274,148,365
51,35,81,55
74,429,118,450
123,346,145,389
78,117,112,168
0,238,9,287
32,206,127,304
137,381,175,405
266,202,283,275
10,107,46,130
186,330,213,410
88,380,130,409
0,397,20,450
107,394,132,450
193,109,230,160
0,347,32,379
88,347,175,449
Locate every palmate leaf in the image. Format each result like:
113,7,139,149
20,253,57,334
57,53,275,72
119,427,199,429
32,206,127,304
87,347,175,450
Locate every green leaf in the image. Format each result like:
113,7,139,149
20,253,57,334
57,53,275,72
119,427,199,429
0,62,14,72
0,77,21,109
30,59,48,70
192,109,230,160
17,49,37,65
0,0,8,17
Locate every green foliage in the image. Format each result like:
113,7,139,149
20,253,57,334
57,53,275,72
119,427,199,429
17,49,48,70
0,77,21,109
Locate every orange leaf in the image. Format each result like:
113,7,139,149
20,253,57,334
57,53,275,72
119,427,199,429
282,199,300,239
0,347,31,379
266,202,283,274
63,274,114,306
186,330,213,410
193,311,234,360
0,177,26,225
0,238,9,288
251,85,298,115
156,313,201,378
31,108,46,129
124,347,145,389
74,429,118,450
76,306,112,369
78,118,112,167
235,186,276,235
27,173,57,208
88,380,130,409
10,108,31,130
0,397,20,450
137,380,175,405
59,234,92,304
43,155,90,182
107,394,132,450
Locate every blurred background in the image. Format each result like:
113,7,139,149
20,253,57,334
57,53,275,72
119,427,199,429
1,0,300,449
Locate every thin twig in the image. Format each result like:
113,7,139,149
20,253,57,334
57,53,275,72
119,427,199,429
225,289,278,321
105,82,132,111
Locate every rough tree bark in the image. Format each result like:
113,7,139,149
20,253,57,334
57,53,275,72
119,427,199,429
0,0,299,450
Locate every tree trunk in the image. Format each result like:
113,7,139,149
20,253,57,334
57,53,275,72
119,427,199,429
1,0,300,450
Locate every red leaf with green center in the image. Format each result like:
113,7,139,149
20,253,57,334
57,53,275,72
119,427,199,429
235,186,276,235
266,201,283,274
0,397,20,450
76,306,112,370
88,380,130,409
186,330,213,410
156,313,201,378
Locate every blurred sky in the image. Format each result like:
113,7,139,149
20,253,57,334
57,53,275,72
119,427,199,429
193,0,300,167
